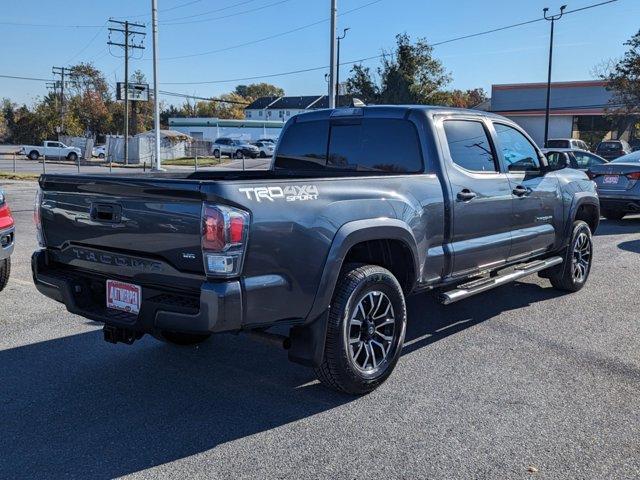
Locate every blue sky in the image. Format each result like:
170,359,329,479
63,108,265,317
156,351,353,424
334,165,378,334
1,0,638,106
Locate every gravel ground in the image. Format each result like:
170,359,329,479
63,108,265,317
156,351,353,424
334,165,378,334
0,180,638,479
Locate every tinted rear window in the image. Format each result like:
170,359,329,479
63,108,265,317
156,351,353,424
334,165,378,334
546,140,569,148
327,119,423,173
275,118,423,173
597,142,622,151
274,121,329,170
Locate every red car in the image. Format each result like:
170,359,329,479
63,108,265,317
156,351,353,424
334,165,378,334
0,189,14,291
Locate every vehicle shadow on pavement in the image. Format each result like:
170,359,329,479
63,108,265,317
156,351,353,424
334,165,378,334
595,216,640,236
618,239,640,253
0,330,351,478
0,284,565,478
403,281,565,356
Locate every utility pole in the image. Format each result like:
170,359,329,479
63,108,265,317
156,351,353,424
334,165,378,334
543,5,566,148
52,67,67,135
328,0,338,109
335,27,350,108
108,19,146,164
151,0,162,171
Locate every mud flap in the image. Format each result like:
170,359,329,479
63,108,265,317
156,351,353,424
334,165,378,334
288,308,330,367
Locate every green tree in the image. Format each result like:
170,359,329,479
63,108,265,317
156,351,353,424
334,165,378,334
234,83,284,100
345,34,451,105
605,30,640,114
345,65,380,104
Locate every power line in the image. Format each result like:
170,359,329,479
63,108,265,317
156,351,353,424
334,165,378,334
159,90,250,104
0,21,104,28
158,0,260,22
0,74,50,82
160,0,295,25
122,0,206,18
155,0,383,61
160,0,619,85
65,22,108,65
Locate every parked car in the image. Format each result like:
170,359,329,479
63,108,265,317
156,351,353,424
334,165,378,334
92,145,106,159
32,106,599,395
0,189,15,292
212,138,259,159
588,150,640,220
19,141,81,161
546,138,590,151
252,141,275,158
595,140,632,160
257,138,276,144
542,148,608,171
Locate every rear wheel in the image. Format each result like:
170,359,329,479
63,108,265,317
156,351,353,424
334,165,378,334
213,149,221,159
98,153,105,159
548,220,593,292
234,150,244,159
259,151,267,158
601,208,626,221
0,258,10,292
28,151,39,160
314,264,407,395
160,331,211,346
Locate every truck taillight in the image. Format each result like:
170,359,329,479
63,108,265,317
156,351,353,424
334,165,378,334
34,188,45,247
626,172,640,181
201,204,250,277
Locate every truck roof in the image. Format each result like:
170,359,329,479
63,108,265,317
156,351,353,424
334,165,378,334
291,104,504,122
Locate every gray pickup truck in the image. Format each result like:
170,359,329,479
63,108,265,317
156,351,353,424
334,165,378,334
32,106,599,394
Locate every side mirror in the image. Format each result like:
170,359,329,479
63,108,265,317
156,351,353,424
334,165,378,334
544,151,569,171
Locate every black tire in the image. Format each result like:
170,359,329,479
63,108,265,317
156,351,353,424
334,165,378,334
160,331,212,346
0,258,10,292
98,153,105,159
67,152,78,162
213,149,221,159
548,220,593,292
28,150,39,160
314,264,407,395
601,209,626,221
234,150,244,159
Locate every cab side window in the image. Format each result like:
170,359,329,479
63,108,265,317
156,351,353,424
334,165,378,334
494,123,541,172
443,120,498,173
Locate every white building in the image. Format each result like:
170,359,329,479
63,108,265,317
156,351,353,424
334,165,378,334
168,117,285,142
244,95,355,121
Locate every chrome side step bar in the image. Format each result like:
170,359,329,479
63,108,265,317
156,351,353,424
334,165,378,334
439,256,563,305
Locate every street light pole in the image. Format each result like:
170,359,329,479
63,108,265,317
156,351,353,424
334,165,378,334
151,0,162,171
543,5,566,148
335,27,350,108
328,0,338,109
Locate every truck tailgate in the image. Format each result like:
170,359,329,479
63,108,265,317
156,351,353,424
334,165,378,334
39,175,206,289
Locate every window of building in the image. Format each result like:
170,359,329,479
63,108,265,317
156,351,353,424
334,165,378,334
443,120,497,172
259,110,263,117
493,123,541,172
246,111,252,118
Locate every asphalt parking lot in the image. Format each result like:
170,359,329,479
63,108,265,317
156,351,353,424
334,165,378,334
0,180,639,479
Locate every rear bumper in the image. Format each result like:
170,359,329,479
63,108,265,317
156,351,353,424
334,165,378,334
31,249,243,335
599,195,640,213
0,226,15,260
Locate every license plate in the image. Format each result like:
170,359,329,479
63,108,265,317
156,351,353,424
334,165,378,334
603,175,620,184
106,280,141,315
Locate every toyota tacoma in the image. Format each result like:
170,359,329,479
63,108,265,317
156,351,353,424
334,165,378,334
32,106,599,394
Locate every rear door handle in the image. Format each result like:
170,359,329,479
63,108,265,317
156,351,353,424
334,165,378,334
512,185,529,197
457,189,477,201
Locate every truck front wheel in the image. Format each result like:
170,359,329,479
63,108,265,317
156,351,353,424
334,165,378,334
67,152,78,162
0,258,10,292
547,220,593,292
315,264,407,395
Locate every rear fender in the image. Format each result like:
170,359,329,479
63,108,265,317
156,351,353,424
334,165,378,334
288,219,419,367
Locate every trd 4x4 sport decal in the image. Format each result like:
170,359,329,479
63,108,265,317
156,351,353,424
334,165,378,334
238,185,319,202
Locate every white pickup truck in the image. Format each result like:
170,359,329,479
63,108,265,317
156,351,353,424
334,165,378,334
20,141,81,161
